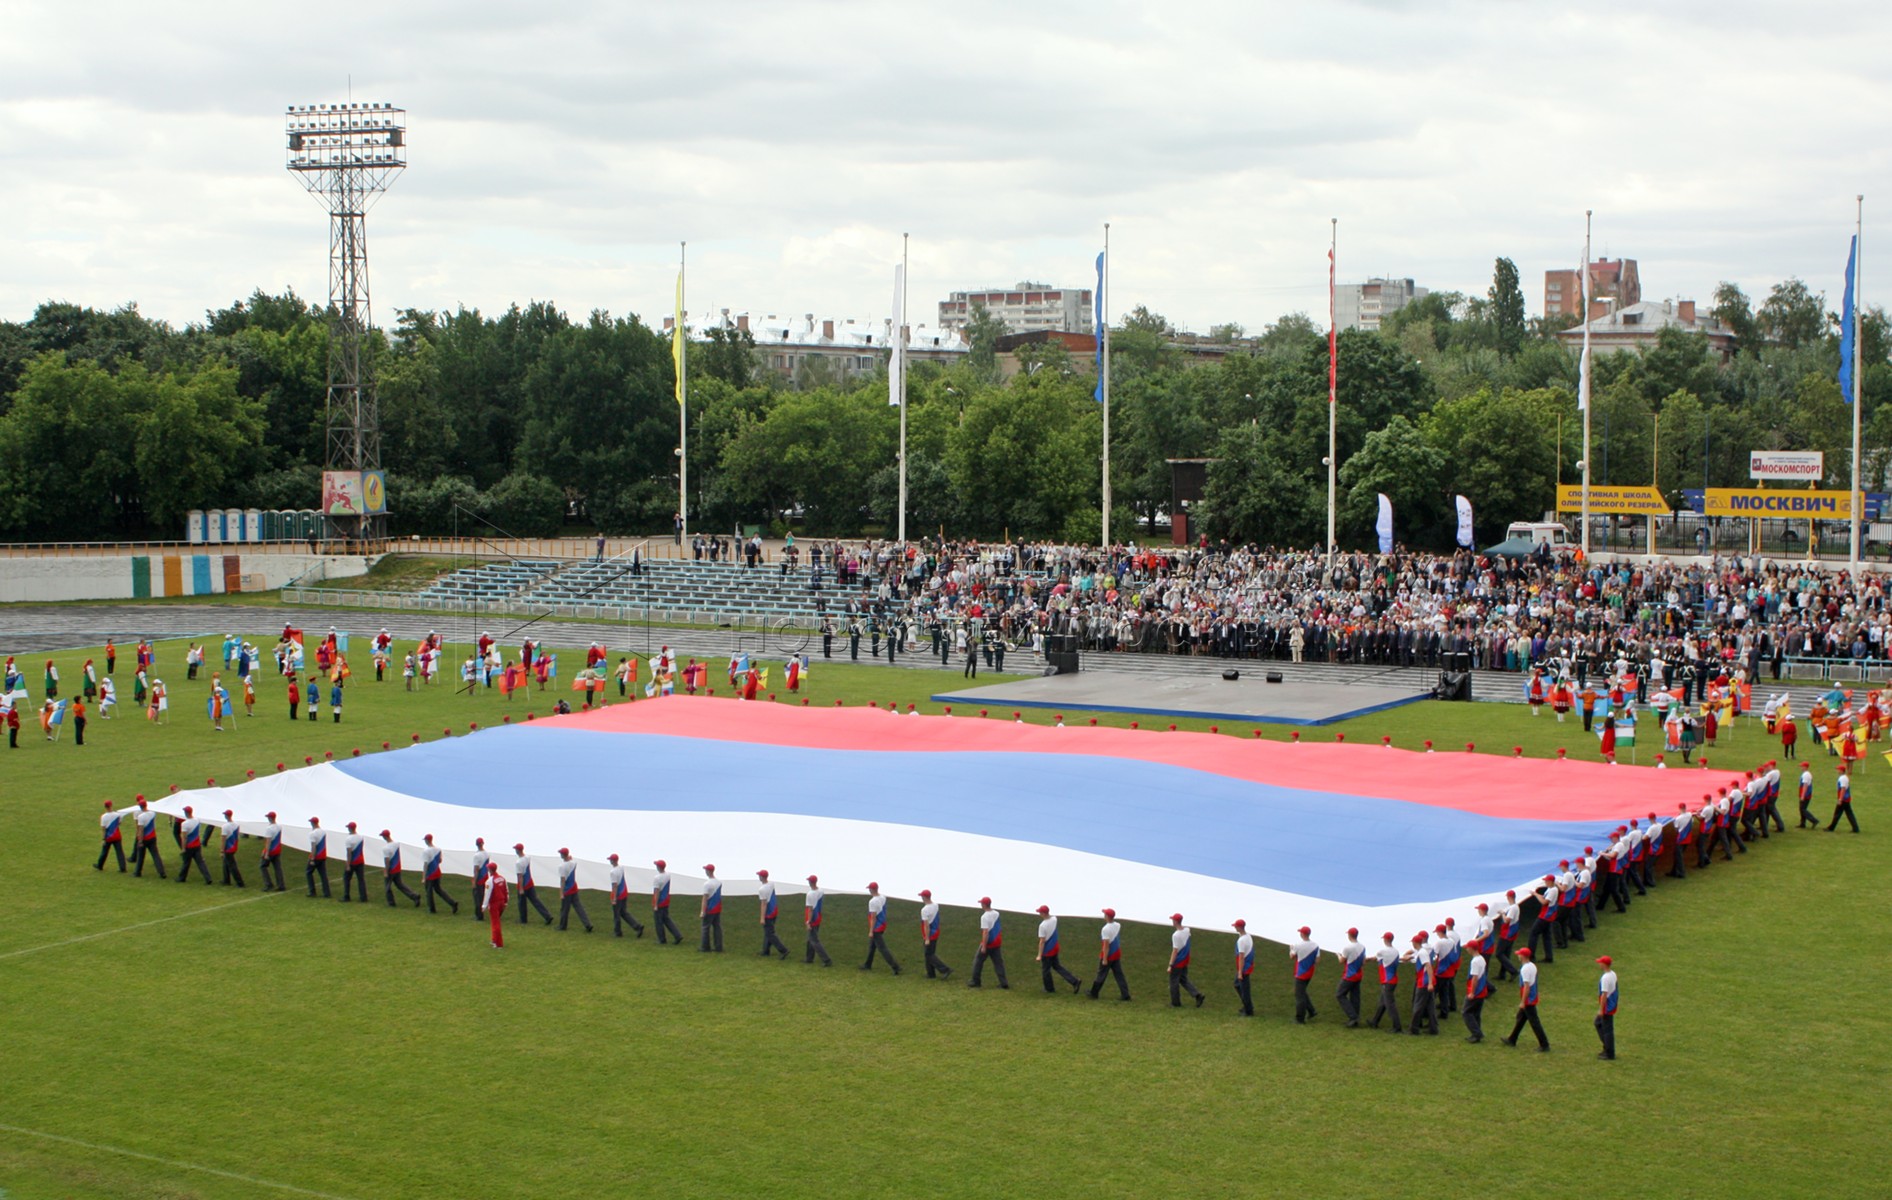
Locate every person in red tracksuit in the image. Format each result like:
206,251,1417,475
484,864,508,948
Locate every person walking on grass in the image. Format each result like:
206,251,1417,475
1500,948,1550,1052
513,844,553,925
556,847,591,932
700,864,724,952
651,860,684,944
918,888,951,978
1232,919,1256,1016
1167,913,1202,1008
423,835,460,915
1034,905,1078,993
305,818,331,898
132,798,166,879
94,800,126,872
1368,932,1403,1032
1462,945,1492,1044
1089,908,1130,1001
219,809,245,888
803,874,832,966
1289,925,1319,1023
754,869,788,957
484,864,509,949
609,854,646,938
1334,927,1365,1026
1594,955,1619,1060
177,807,212,885
1829,766,1860,832
382,832,421,907
861,882,900,973
969,896,1007,989
259,811,284,892
342,823,368,902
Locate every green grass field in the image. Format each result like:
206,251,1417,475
0,633,1882,1199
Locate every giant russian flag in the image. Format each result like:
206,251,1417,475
149,700,1743,938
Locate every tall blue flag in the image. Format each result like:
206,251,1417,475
1093,252,1105,403
1839,235,1857,404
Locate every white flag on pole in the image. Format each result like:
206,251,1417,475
889,263,905,407
1455,494,1474,548
1376,493,1394,554
1576,255,1591,412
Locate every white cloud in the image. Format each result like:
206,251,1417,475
2,0,1888,333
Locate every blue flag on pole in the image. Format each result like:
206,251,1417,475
1839,235,1857,404
1093,252,1105,403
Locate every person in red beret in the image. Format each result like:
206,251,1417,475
484,861,509,948
342,823,367,902
1594,956,1619,1059
651,859,684,945
555,847,590,932
258,811,284,892
1500,948,1549,1051
1034,904,1077,993
608,854,645,938
381,831,421,908
95,800,126,873
422,835,459,916
917,889,951,979
218,809,245,888
755,869,787,958
1166,913,1202,1009
1089,908,1129,1001
860,882,900,974
802,875,832,966
698,864,723,952
968,896,1008,989
512,843,552,925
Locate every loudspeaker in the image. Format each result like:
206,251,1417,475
1048,649,1080,675
1222,669,1240,681
1436,671,1472,702
1265,671,1283,684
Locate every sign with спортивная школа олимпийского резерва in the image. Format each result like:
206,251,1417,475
1701,488,1860,518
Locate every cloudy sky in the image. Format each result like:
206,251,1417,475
3,1,1888,337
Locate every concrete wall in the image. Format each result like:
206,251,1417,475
0,553,372,603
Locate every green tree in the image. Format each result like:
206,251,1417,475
698,324,758,388
1338,415,1446,545
1198,423,1316,547
1711,282,1758,356
1757,278,1826,350
0,354,140,536
963,303,1008,383
129,361,266,529
1489,257,1526,360
1422,387,1563,542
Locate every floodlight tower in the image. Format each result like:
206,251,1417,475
285,100,405,541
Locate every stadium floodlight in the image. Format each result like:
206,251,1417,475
285,102,405,541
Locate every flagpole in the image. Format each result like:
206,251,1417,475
1326,218,1337,568
1581,211,1593,560
1850,195,1863,576
678,241,688,546
898,232,909,546
1101,221,1112,549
